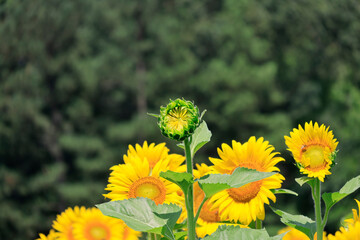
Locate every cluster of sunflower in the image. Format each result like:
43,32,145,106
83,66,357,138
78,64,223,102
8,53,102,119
36,206,141,240
103,137,283,238
37,99,360,240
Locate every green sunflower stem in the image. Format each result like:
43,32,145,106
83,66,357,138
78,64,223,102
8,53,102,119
149,233,156,240
184,138,196,240
312,178,323,240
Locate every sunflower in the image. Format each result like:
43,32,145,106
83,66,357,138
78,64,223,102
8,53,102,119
285,121,338,182
327,199,360,240
209,137,285,225
104,155,184,206
124,141,184,169
52,206,88,240
121,225,142,240
158,98,200,141
327,221,360,240
278,227,327,240
344,199,360,227
278,226,309,240
193,163,247,238
36,230,58,240
73,207,140,240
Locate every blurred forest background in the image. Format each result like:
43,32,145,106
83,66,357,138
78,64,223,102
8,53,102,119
1,0,360,239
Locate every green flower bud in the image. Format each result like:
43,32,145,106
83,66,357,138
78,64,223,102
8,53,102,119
158,99,200,141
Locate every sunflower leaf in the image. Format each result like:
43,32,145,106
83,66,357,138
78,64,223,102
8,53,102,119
295,177,316,188
197,167,276,198
270,207,316,239
202,225,286,240
322,175,360,211
160,171,193,196
189,121,211,157
271,188,298,196
174,231,187,240
96,198,181,240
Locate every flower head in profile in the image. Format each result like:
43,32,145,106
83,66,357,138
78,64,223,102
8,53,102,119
193,164,247,238
285,121,338,182
209,137,285,225
125,141,184,169
104,154,184,206
158,98,200,141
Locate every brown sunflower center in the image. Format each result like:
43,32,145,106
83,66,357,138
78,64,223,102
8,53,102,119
227,181,262,203
193,183,220,223
199,201,220,223
128,176,166,204
232,162,264,173
85,224,110,240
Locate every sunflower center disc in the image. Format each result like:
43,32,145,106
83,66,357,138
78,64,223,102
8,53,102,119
129,176,166,204
304,145,325,168
89,225,108,240
227,181,262,203
199,201,220,222
166,107,190,131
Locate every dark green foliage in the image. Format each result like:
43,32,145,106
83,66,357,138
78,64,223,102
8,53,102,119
1,0,360,239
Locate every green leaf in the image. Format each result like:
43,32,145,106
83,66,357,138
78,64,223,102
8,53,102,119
176,143,185,150
199,109,207,120
322,175,360,212
160,171,193,196
339,175,360,194
198,167,276,198
270,207,316,239
147,112,159,118
96,198,182,240
295,177,316,188
189,121,211,157
202,225,286,240
174,231,187,240
271,189,298,196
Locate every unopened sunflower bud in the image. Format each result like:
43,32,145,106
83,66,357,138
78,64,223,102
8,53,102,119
158,98,200,141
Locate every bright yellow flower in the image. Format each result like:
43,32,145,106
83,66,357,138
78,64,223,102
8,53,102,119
36,230,57,240
278,227,327,240
125,141,184,169
104,155,184,205
193,163,247,238
328,221,360,240
278,226,309,240
344,199,360,227
285,121,338,182
328,199,360,240
73,207,140,240
209,137,285,225
52,206,88,240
